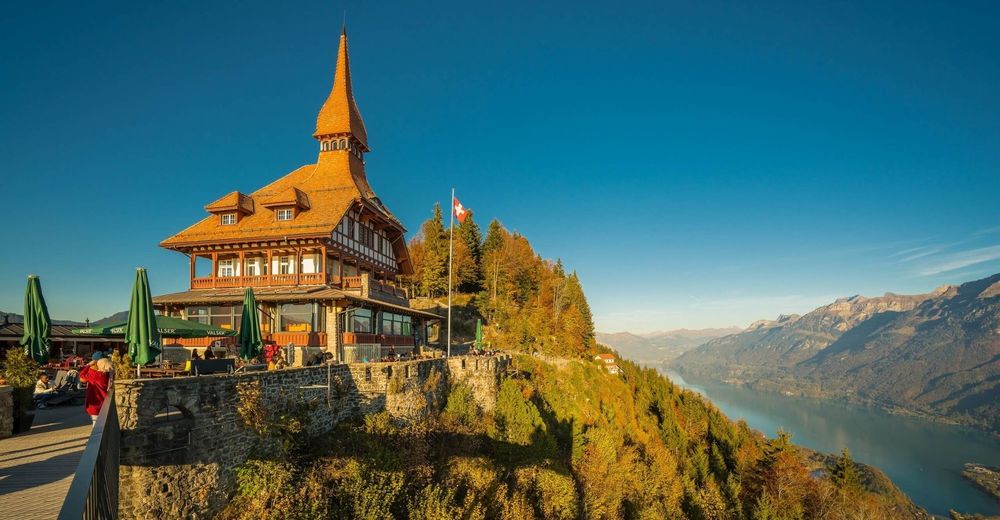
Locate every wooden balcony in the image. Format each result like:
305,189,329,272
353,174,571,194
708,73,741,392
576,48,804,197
190,272,328,289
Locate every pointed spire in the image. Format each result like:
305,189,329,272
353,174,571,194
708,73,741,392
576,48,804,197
314,26,368,151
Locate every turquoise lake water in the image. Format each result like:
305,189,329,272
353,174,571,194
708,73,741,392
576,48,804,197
662,369,1000,517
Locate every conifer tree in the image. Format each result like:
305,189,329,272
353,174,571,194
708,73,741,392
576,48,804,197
455,212,483,293
419,203,449,297
831,448,861,491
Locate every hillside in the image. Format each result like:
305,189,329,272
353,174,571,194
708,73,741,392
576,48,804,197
673,273,1000,433
220,354,923,519
596,328,740,365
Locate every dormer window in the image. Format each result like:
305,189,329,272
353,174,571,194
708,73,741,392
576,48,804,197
221,213,237,225
276,208,294,221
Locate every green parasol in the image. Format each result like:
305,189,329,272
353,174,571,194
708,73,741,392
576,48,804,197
20,275,52,364
237,288,264,360
474,318,483,352
72,315,238,338
125,268,162,366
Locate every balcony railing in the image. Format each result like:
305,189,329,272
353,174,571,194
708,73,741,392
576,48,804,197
187,272,408,299
58,386,119,520
190,273,328,289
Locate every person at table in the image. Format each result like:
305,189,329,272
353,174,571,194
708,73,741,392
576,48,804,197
191,349,202,360
79,355,112,425
204,348,216,360
34,372,59,408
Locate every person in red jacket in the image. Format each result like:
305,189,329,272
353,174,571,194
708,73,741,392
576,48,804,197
78,354,112,424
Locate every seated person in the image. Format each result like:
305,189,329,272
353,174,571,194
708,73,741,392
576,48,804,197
33,373,59,408
203,348,216,360
191,349,202,360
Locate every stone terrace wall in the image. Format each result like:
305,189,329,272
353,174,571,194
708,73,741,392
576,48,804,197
115,354,510,520
447,355,512,414
0,386,12,439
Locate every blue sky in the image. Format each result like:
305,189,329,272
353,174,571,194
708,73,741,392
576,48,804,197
2,1,998,332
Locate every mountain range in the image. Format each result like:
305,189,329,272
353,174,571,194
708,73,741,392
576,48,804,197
672,273,1000,433
595,327,740,365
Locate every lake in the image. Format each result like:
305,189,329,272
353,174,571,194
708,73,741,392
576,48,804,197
662,369,1000,517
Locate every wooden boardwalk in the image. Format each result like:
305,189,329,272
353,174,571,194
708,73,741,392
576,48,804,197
0,406,92,520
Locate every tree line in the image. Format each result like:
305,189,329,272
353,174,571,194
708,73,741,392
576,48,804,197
404,204,595,358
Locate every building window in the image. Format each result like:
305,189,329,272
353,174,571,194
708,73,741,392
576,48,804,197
186,305,243,330
278,256,293,274
218,259,235,277
380,312,412,336
221,213,237,225
276,208,293,221
344,308,373,333
279,303,317,332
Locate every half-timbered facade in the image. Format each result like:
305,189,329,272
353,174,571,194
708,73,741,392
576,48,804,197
154,28,440,363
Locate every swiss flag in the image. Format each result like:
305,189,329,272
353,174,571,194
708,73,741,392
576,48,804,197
453,197,469,224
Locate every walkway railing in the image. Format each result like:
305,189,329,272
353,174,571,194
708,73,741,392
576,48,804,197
58,386,119,520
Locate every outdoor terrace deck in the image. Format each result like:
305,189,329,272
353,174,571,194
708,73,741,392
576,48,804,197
0,406,92,519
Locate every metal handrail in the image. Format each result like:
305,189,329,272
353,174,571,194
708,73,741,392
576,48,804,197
58,385,119,520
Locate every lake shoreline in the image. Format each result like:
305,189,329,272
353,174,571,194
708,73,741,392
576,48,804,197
658,366,1000,518
667,364,1000,440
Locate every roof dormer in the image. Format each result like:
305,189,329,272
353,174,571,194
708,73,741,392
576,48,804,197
205,191,254,224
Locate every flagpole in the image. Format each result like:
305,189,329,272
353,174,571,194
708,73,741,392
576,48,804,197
447,187,454,358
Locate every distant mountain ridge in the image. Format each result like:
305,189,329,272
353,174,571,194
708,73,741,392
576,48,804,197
0,311,85,327
596,327,741,365
673,273,1000,433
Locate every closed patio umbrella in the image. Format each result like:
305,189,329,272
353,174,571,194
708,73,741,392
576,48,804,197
125,268,161,366
238,288,264,360
20,275,52,364
474,318,483,353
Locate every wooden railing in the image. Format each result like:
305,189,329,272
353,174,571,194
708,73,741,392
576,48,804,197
58,386,119,520
190,272,327,289
270,331,326,347
342,275,364,289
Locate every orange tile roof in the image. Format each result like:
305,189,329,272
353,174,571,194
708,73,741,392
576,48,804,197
314,28,368,150
161,153,395,247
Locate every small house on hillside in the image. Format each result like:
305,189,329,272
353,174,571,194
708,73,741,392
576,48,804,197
593,353,621,375
594,353,615,364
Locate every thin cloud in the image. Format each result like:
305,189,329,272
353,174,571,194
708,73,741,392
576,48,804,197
918,244,1000,276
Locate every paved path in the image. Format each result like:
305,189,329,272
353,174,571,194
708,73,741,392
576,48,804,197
0,406,92,520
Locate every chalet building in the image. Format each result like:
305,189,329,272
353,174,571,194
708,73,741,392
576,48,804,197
594,353,621,375
154,28,440,363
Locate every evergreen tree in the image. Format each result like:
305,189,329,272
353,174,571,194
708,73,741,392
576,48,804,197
831,448,861,491
419,204,448,297
455,212,483,293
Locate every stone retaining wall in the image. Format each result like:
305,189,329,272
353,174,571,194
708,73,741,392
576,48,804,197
115,354,511,519
0,386,12,439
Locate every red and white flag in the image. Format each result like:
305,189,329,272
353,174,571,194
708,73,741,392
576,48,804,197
453,197,469,224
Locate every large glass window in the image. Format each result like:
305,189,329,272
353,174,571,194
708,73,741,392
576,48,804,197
280,303,315,332
345,308,373,333
186,305,242,330
379,312,412,336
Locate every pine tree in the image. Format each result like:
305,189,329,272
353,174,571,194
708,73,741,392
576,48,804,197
419,204,449,297
831,448,861,491
456,212,483,293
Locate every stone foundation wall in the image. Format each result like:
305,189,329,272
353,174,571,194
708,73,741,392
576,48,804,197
115,354,510,519
0,386,12,439
447,355,511,413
